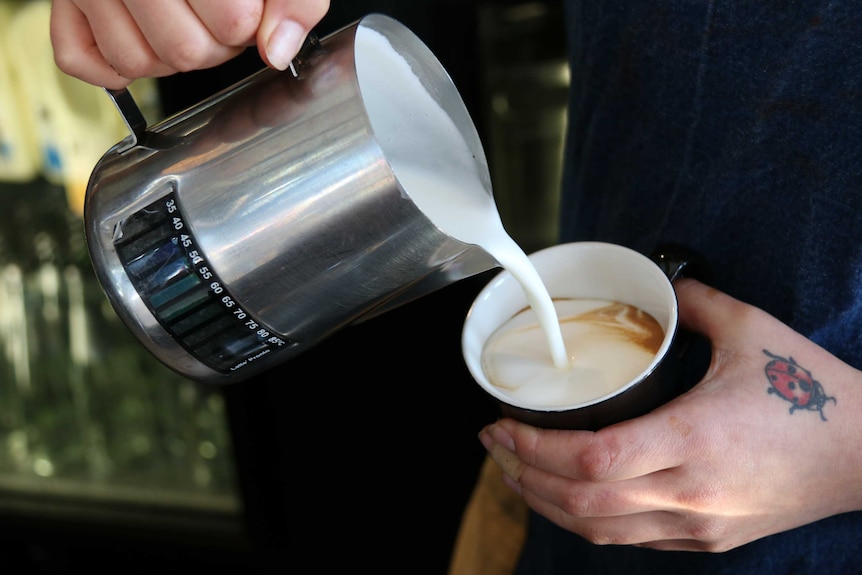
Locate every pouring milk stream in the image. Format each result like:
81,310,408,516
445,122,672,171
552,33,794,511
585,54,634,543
356,26,570,370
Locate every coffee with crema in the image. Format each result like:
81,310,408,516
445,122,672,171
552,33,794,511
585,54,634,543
481,298,664,408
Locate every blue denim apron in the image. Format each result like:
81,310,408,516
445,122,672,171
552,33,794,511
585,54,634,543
517,1,862,572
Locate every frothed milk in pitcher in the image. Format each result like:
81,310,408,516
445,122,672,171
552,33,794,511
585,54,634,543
356,26,570,369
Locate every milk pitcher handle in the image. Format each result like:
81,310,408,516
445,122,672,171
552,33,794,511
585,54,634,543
104,87,147,153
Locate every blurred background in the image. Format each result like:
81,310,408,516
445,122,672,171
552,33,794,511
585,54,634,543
0,0,567,572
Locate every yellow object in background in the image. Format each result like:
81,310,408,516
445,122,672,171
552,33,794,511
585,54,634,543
4,0,161,215
0,1,40,182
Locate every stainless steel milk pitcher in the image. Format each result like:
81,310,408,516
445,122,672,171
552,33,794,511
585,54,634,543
84,14,498,385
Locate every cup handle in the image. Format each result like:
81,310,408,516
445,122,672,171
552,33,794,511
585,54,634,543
650,242,712,284
650,242,712,391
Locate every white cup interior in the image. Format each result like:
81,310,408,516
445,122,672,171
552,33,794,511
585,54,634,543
462,242,679,411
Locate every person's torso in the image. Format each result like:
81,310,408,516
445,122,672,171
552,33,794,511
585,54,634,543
559,0,862,368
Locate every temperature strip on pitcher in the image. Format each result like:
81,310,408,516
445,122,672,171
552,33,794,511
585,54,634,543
113,189,295,374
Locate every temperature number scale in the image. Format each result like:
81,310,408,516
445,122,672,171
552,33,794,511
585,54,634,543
113,192,294,374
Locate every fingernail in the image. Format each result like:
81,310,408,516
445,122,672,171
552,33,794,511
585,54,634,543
489,442,525,482
478,428,494,451
501,472,523,494
489,423,515,451
266,19,305,70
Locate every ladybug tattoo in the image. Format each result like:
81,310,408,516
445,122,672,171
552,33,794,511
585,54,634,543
763,349,836,421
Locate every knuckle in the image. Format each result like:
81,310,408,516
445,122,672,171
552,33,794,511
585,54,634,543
559,485,615,518
163,37,213,72
578,524,620,546
110,48,160,79
53,49,81,77
685,516,729,546
559,489,594,517
210,3,262,45
576,437,621,481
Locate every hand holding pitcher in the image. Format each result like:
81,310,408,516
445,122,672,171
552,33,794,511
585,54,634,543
50,0,330,89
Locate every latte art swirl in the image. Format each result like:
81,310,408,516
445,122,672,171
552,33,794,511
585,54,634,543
481,298,665,408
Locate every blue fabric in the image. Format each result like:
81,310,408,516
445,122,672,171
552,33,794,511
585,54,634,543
518,511,862,574
517,0,862,572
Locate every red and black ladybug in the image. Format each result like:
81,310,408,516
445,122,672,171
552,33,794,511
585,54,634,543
763,349,836,421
